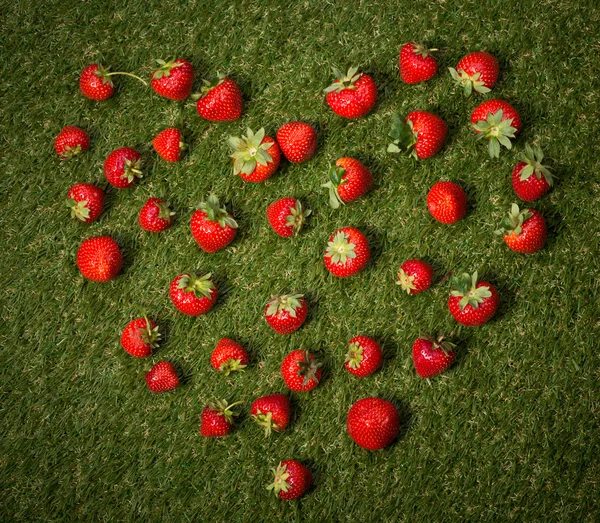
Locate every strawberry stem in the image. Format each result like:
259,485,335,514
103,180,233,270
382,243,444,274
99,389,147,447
106,71,148,86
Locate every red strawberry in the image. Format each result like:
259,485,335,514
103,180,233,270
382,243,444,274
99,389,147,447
200,400,240,437
264,294,308,334
471,99,521,158
322,158,373,208
324,66,377,119
427,181,467,224
169,273,218,316
79,64,146,101
388,111,447,159
150,59,194,101
76,236,123,282
210,338,249,375
448,272,499,327
67,183,104,223
512,144,553,201
120,316,160,358
267,460,312,500
195,76,243,121
397,259,433,294
190,194,238,252
55,126,90,159
412,335,456,378
346,398,400,450
139,198,174,233
496,204,546,254
104,147,142,189
324,227,370,278
281,350,322,393
266,198,311,237
344,336,382,377
145,361,179,392
399,42,438,84
449,52,499,96
276,122,318,163
152,128,184,162
251,394,291,436
228,128,281,182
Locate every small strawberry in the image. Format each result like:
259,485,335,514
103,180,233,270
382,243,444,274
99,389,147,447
145,361,179,393
344,336,382,377
120,316,160,358
79,64,147,101
276,122,317,163
210,338,249,375
104,147,142,189
169,273,218,316
152,128,185,162
448,272,499,327
264,294,308,334
324,227,370,278
190,194,238,252
54,126,90,159
266,198,311,237
399,42,438,84
139,198,174,233
324,66,377,119
281,350,322,393
449,52,499,96
496,203,546,254
150,59,194,101
512,144,553,201
66,183,104,223
228,128,281,182
427,181,467,224
388,111,447,160
412,335,456,378
396,259,433,294
251,394,291,436
322,158,373,208
267,460,312,500
200,400,240,437
195,76,243,121
346,398,400,450
76,236,123,282
471,99,521,158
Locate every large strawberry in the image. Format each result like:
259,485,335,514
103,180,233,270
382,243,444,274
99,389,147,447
324,66,377,119
412,335,456,378
512,144,553,201
267,460,312,500
228,128,281,182
200,400,240,437
76,236,122,282
79,63,146,101
264,294,308,334
55,126,90,159
496,204,546,254
169,273,218,316
139,198,174,233
104,147,142,189
396,259,433,294
388,111,447,159
210,338,249,375
251,394,291,436
190,194,238,252
449,52,499,96
146,361,179,392
67,183,104,223
324,227,370,278
151,59,194,101
266,198,311,237
152,128,185,162
399,42,438,84
120,316,160,358
322,157,373,208
347,398,400,450
427,181,467,224
448,272,499,327
344,336,382,377
281,350,322,392
195,76,243,121
276,122,317,163
471,99,521,158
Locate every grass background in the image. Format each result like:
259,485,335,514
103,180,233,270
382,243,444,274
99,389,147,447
1,0,599,521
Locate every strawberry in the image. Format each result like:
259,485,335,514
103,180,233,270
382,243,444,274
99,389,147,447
276,122,317,163
388,111,447,160
146,361,179,392
396,259,433,294
264,294,308,334
210,338,249,375
412,335,456,378
346,398,400,450
251,394,291,436
266,198,311,237
104,147,142,189
449,51,499,96
399,42,438,84
150,59,194,101
427,181,467,224
344,336,382,377
79,64,146,101
281,350,322,393
55,126,90,159
120,316,160,358
448,272,499,327
190,194,238,252
195,76,243,121
267,460,312,500
496,203,546,254
169,273,218,316
324,227,370,278
66,183,104,223
76,236,123,282
200,400,240,437
228,128,281,182
152,128,184,162
471,99,521,158
324,66,377,119
322,158,373,208
139,198,174,233
512,144,553,201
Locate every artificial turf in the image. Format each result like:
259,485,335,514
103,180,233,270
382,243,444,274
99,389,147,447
1,0,600,521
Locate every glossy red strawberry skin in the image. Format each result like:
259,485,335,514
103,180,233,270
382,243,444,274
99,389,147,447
412,338,456,378
151,59,194,101
274,460,312,500
266,198,299,237
67,183,104,223
55,126,90,158
238,137,281,182
76,236,123,282
397,259,434,294
169,274,218,316
153,128,183,162
406,111,448,159
503,210,547,253
196,77,243,121
324,227,370,278
326,74,377,119
276,122,317,163
200,406,233,437
281,350,321,392
427,182,467,224
139,198,173,233
399,42,438,84
104,147,141,189
210,338,249,372
335,158,373,203
251,394,291,431
146,361,179,392
190,209,237,252
471,99,521,134
512,162,551,201
456,52,499,90
120,318,157,358
344,336,382,377
264,297,308,334
347,398,400,450
448,282,499,326
80,64,114,100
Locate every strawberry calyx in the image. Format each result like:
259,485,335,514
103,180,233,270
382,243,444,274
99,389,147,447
267,462,292,496
66,198,90,221
208,399,241,424
155,201,175,221
448,67,491,96
387,113,419,159
138,314,161,348
228,127,273,177
411,42,438,58
396,268,417,293
295,351,322,386
253,410,280,437
325,231,357,265
152,59,183,80
494,203,533,236
518,143,553,185
285,201,311,236
121,157,143,183
323,66,362,94
345,342,365,369
472,109,517,158
219,359,247,376
59,144,83,159
422,334,456,356
322,165,347,209
450,271,492,310
197,194,238,229
178,273,215,299
266,294,304,318
193,74,227,98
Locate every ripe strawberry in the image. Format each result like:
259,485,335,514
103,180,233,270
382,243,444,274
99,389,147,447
322,158,373,208
388,111,447,159
251,394,291,436
210,338,249,375
200,400,240,437
195,76,243,121
152,128,184,162
471,99,521,158
427,181,467,224
266,198,311,237
412,335,456,378
448,272,499,327
267,460,312,500
228,128,281,182
67,183,104,223
396,259,433,294
449,52,499,96
55,126,90,159
139,198,174,232
150,59,194,101
120,316,160,358
399,42,438,84
496,204,546,254
146,361,179,392
264,294,308,334
281,350,322,392
169,273,218,316
324,227,370,278
76,236,123,282
346,398,400,450
276,122,317,163
190,194,238,252
344,336,382,377
324,66,377,119
512,144,553,201
79,64,146,100
104,147,142,189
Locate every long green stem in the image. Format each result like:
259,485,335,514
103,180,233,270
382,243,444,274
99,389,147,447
106,71,147,85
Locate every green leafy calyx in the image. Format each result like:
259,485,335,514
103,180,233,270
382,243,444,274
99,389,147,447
411,42,437,58
267,462,292,495
197,194,238,228
67,198,90,221
388,113,418,159
450,271,492,310
138,315,161,348
472,109,517,158
121,157,143,183
396,268,417,293
156,201,175,221
208,399,241,424
253,410,280,437
423,334,456,356
495,203,533,236
448,67,491,96
266,294,304,318
518,143,553,185
228,128,273,176
325,231,357,265
152,59,183,80
178,273,215,299
321,165,347,209
295,351,322,386
323,66,362,94
284,201,311,235
345,342,365,369
219,359,246,376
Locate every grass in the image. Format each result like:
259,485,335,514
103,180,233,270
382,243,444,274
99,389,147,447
1,0,600,521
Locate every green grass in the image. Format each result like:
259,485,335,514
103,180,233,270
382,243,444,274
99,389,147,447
1,0,600,521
